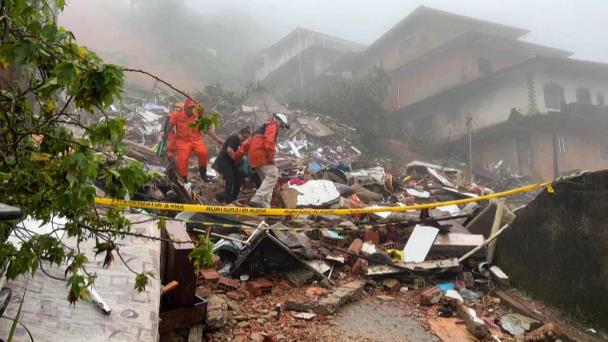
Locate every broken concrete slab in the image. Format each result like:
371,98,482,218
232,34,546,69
292,312,317,320
458,304,489,339
431,233,484,256
313,280,365,315
286,280,366,315
285,269,314,287
402,258,460,271
500,313,541,337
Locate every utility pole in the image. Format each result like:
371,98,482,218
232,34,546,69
466,114,473,182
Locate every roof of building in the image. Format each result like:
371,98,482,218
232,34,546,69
366,6,529,54
469,104,608,142
389,31,572,76
242,91,291,114
260,27,366,55
396,57,608,117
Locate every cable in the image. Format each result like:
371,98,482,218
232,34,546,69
0,316,34,342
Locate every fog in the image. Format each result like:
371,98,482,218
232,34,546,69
60,0,608,90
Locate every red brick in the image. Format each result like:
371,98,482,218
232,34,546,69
421,286,443,306
218,276,240,291
226,290,242,300
382,241,398,250
347,238,363,264
248,278,273,296
382,278,401,292
363,229,380,245
200,268,219,283
351,258,368,276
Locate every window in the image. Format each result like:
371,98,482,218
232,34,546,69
478,58,493,76
576,87,592,104
398,35,415,55
556,135,567,153
598,93,605,106
543,83,565,110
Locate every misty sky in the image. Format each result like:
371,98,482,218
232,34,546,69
187,0,608,62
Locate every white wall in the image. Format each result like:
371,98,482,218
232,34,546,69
535,72,608,112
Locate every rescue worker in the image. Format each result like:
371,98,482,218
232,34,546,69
212,126,251,203
167,98,223,182
235,113,289,208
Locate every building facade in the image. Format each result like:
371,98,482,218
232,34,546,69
254,28,365,100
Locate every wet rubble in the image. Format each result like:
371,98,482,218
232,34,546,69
101,92,605,342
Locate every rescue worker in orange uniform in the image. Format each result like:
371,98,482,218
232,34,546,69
167,98,223,182
235,113,289,208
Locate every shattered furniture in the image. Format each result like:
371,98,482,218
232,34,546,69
159,221,207,333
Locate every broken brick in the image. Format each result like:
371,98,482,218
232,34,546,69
351,258,368,276
347,238,363,264
382,278,401,292
363,228,380,245
248,278,273,296
382,241,398,250
421,286,444,306
200,268,220,283
218,276,240,291
226,290,241,300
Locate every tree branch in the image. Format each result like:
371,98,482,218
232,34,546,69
123,68,193,101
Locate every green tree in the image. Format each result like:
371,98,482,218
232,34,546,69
294,67,390,151
0,0,210,304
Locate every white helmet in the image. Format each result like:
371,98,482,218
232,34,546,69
274,113,290,129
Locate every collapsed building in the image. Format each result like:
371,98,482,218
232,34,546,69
2,5,608,342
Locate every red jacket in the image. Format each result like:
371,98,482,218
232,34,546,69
235,120,279,168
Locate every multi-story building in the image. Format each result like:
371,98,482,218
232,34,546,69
254,28,365,101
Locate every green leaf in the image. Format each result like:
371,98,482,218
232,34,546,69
54,61,78,85
134,271,155,292
188,236,215,272
54,0,66,11
157,217,166,231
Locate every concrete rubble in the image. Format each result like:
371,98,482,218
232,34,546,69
94,91,608,342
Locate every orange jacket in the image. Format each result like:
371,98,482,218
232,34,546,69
235,120,279,168
170,110,203,140
167,110,204,156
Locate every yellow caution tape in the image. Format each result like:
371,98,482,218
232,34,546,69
96,181,552,216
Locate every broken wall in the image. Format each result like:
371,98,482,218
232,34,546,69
496,170,608,329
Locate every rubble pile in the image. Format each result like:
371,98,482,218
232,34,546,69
153,154,589,341
100,92,602,341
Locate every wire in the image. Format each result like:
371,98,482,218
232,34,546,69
0,316,34,341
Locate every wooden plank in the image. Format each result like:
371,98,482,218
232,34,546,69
428,317,477,342
187,323,204,342
486,200,505,263
495,290,603,342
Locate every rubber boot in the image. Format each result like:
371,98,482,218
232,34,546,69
199,167,210,182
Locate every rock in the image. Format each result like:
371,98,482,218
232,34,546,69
500,313,541,337
313,280,365,315
382,278,401,292
237,321,250,328
249,332,263,341
285,269,315,287
207,294,229,331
